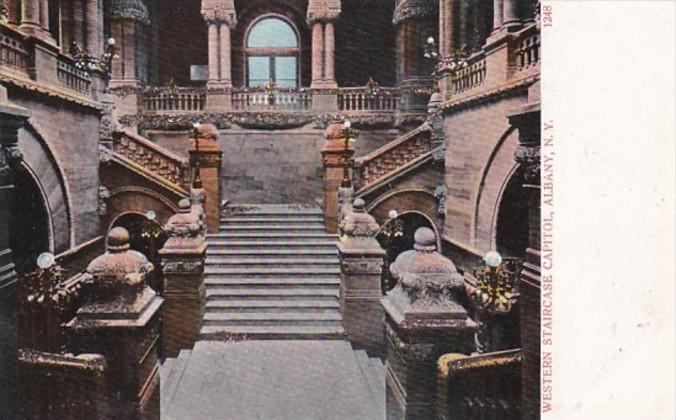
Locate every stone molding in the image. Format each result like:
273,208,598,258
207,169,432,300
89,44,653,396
201,0,237,26
110,0,151,25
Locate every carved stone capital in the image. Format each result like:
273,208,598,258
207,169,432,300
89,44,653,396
110,0,151,25
514,143,540,185
201,0,237,27
392,0,437,25
307,0,342,24
0,144,22,185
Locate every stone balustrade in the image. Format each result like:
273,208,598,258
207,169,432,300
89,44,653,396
232,88,313,111
514,25,541,75
437,349,522,420
112,129,190,188
337,87,400,112
355,123,431,191
56,56,92,94
449,53,487,95
0,25,29,76
142,87,206,113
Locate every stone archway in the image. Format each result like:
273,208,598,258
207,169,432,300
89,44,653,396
494,168,529,259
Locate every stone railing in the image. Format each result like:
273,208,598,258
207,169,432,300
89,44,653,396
449,53,487,96
337,87,400,112
437,349,522,420
142,87,206,113
112,129,190,188
0,25,29,77
514,25,541,75
56,56,92,94
232,88,313,111
355,123,431,191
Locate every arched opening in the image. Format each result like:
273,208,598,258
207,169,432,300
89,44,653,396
110,213,168,292
376,212,435,294
10,165,51,275
245,16,300,87
495,168,529,259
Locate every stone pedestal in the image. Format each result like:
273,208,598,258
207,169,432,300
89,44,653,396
321,120,354,233
338,199,386,357
66,228,163,420
382,228,477,420
159,198,206,357
189,123,222,234
0,97,29,420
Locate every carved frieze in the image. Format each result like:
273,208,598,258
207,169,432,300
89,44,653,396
340,257,384,275
160,258,204,274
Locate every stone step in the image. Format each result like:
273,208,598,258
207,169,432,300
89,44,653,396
205,257,339,267
225,205,322,215
203,311,342,326
207,240,337,248
208,232,337,240
199,325,346,340
205,299,340,312
204,267,341,276
160,350,192,416
204,276,340,288
206,248,338,257
221,218,324,226
219,223,327,231
206,287,339,300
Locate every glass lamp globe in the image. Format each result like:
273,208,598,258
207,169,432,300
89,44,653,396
388,209,398,220
107,37,116,46
343,119,351,129
36,252,55,269
427,36,435,45
145,210,156,221
484,251,502,268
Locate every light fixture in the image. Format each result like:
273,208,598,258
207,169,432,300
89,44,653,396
145,210,156,221
483,251,502,268
388,209,398,220
36,252,55,270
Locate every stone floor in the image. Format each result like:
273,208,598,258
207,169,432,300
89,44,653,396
161,340,385,420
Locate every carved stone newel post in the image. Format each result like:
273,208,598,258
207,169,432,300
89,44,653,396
338,199,386,356
382,227,477,420
159,197,207,357
66,227,163,420
321,119,354,233
190,123,222,234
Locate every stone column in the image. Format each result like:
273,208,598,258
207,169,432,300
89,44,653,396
219,23,232,86
109,0,150,88
311,22,324,87
439,0,455,57
73,0,85,47
321,120,355,234
0,94,30,420
39,0,49,33
503,0,523,30
382,228,477,420
338,199,386,357
85,0,102,57
66,228,163,420
159,198,207,357
323,21,336,86
189,123,222,234
201,1,236,111
492,0,505,31
510,103,541,420
5,0,20,25
207,22,219,82
19,0,41,35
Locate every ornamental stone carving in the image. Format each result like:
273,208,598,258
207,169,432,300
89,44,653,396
201,0,237,26
164,198,202,239
392,0,437,25
340,199,380,238
110,0,150,25
514,143,540,185
0,144,22,184
434,185,447,218
307,0,342,24
97,186,111,216
161,258,204,274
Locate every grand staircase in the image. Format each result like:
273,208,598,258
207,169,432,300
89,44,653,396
199,204,345,340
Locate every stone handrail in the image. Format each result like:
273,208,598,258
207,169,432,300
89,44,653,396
0,24,29,77
142,87,206,113
232,87,312,111
437,349,522,420
338,87,400,112
112,129,190,188
449,52,487,96
56,55,92,94
514,24,541,75
355,123,431,191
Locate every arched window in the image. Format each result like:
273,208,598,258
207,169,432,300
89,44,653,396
246,17,299,87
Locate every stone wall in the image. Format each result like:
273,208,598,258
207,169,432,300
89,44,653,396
9,89,102,253
145,125,401,204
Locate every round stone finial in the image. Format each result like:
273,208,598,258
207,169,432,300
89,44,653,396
107,227,130,252
178,198,191,213
324,119,345,140
195,122,219,141
414,227,436,250
353,198,366,212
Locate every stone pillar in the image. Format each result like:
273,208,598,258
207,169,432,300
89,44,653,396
311,22,324,87
189,123,222,234
492,0,505,31
503,0,523,31
19,0,41,35
73,0,86,47
321,120,355,234
66,227,163,420
159,198,207,357
219,23,232,86
39,0,49,33
0,94,30,420
323,21,336,85
510,103,541,420
338,199,386,357
382,227,477,420
439,0,455,57
85,0,102,57
201,1,236,111
207,22,219,82
109,0,150,87
5,0,20,25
